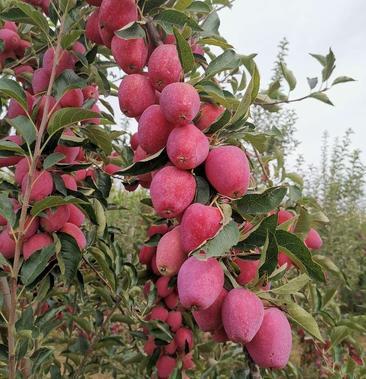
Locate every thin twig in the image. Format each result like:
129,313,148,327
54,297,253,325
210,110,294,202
253,148,270,184
259,87,329,106
82,256,114,293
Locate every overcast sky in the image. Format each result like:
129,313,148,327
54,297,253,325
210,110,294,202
219,0,366,166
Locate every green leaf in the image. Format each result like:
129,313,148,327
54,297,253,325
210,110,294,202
330,325,350,347
154,9,202,33
69,335,90,354
53,70,87,98
293,207,310,234
322,48,336,82
275,230,325,282
194,176,211,205
288,185,302,203
282,300,324,342
43,153,65,169
95,170,112,200
143,0,168,13
50,365,62,379
8,116,36,146
268,264,288,282
0,78,27,110
205,109,231,134
237,214,278,250
271,274,309,295
258,232,278,278
47,108,100,136
332,76,355,86
322,287,338,309
92,199,107,238
312,255,342,277
280,62,296,91
205,50,241,78
57,234,82,286
88,248,116,291
175,0,193,10
0,140,24,155
96,336,124,349
34,276,51,303
242,132,268,153
1,3,49,36
233,187,287,215
231,63,260,123
199,36,232,49
20,244,55,286
61,30,82,49
173,27,195,73
31,348,53,374
115,22,146,39
267,80,280,97
309,92,333,106
196,81,236,109
0,254,11,269
16,337,29,360
254,94,280,112
0,195,16,227
309,208,329,224
170,368,183,379
193,221,240,258
309,53,327,66
286,172,304,187
307,77,318,90
84,125,113,155
201,11,220,36
16,3,49,33
0,344,8,360
16,306,33,331
147,320,173,342
31,196,85,217
187,1,211,13
118,149,168,176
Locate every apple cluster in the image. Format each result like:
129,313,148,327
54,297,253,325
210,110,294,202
139,225,195,379
0,21,31,69
81,0,327,375
138,211,323,377
0,18,104,260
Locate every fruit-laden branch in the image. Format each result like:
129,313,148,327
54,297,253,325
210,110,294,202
6,3,70,377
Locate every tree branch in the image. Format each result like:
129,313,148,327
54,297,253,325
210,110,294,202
7,3,70,377
259,87,329,106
